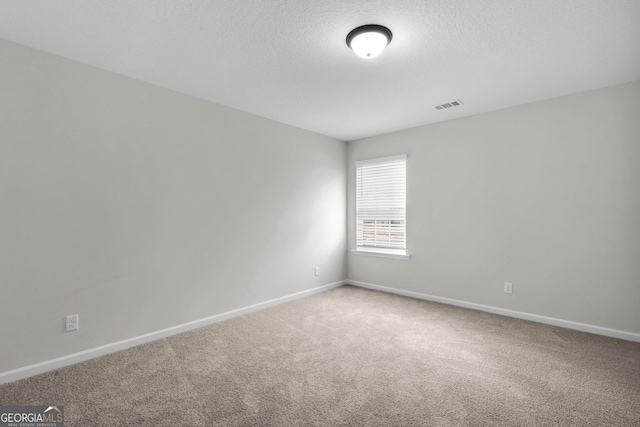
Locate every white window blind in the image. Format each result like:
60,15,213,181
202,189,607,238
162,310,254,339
356,154,406,250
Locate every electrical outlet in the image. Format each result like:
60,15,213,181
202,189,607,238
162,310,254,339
504,282,513,294
314,267,320,276
66,314,79,332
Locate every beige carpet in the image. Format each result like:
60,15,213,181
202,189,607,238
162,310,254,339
1,285,639,426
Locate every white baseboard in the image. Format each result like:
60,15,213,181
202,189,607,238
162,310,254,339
4,278,636,385
347,279,640,343
0,280,347,385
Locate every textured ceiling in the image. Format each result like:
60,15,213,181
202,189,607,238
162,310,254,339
1,0,639,141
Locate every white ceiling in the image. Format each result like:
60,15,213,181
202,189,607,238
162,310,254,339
1,1,639,141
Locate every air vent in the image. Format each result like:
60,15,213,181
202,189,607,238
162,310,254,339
435,99,464,110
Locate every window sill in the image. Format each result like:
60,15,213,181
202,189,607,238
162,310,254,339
351,248,411,260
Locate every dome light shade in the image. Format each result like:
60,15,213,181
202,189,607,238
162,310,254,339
346,25,392,58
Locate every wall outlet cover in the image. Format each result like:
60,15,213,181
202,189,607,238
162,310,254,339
66,314,79,332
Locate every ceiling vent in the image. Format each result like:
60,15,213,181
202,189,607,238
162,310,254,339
435,99,464,110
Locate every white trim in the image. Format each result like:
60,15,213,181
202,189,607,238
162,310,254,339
0,280,346,385
351,249,410,260
347,279,640,343
355,153,406,167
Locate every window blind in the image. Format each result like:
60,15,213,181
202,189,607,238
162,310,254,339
356,154,406,249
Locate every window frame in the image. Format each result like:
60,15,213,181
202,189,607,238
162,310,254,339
352,154,410,260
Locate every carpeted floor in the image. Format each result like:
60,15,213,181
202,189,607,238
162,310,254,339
1,285,639,426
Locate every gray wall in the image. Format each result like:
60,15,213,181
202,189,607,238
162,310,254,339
2,37,638,375
348,80,640,334
0,40,347,373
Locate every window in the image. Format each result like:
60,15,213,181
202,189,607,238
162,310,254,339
353,154,409,260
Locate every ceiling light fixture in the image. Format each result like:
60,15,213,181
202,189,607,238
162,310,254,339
346,24,393,59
